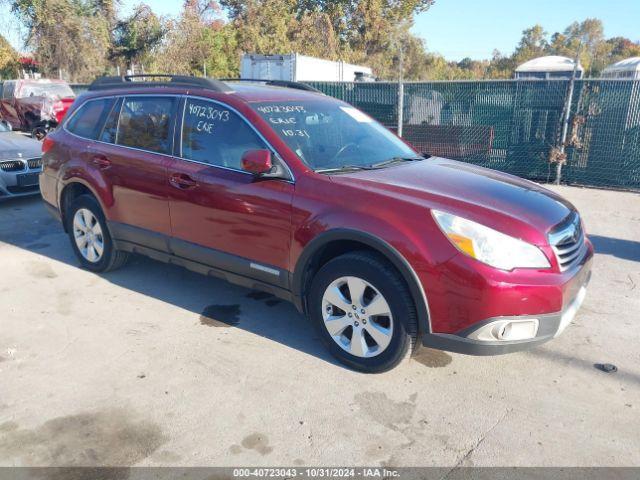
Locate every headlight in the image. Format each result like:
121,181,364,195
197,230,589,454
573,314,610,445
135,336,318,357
432,210,550,271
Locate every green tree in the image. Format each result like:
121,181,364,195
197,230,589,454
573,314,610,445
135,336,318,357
0,34,20,79
219,0,435,80
152,0,239,78
111,3,166,74
512,25,548,64
5,0,113,82
548,18,605,74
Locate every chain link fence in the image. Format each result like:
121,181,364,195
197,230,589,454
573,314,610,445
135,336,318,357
69,79,640,191
308,79,640,191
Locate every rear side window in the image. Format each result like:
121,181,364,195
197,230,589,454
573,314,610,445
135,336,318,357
66,98,114,140
1,81,15,100
181,97,266,169
117,96,176,154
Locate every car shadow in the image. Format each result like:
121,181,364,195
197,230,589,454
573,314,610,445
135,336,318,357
527,345,640,387
589,234,640,263
0,196,342,369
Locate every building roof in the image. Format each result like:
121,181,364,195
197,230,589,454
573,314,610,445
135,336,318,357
602,57,640,73
515,56,584,73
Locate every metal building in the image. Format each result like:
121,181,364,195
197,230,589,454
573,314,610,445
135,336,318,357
515,56,584,80
601,57,640,79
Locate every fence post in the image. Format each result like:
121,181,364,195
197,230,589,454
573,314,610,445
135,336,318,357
397,44,404,137
397,82,404,137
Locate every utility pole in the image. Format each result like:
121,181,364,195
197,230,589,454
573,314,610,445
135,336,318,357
556,43,582,185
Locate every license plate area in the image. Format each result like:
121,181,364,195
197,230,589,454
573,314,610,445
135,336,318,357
17,172,39,187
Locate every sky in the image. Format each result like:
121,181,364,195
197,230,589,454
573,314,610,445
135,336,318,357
2,0,640,61
413,0,640,61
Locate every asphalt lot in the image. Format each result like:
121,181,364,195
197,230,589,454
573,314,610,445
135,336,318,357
0,185,639,468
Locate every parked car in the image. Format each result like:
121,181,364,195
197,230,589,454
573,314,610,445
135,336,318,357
0,121,43,199
0,78,75,139
40,75,593,373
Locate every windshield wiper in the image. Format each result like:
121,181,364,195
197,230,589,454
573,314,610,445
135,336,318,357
368,156,424,169
316,156,424,174
316,165,376,174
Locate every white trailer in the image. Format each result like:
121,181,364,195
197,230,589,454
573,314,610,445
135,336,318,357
240,53,374,82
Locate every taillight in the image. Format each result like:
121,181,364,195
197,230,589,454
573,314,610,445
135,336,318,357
53,101,67,123
42,136,55,154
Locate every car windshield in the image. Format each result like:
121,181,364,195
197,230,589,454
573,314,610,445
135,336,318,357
251,100,419,171
17,82,75,99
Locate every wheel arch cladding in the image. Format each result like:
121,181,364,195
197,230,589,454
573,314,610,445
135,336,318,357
59,182,101,231
292,228,431,335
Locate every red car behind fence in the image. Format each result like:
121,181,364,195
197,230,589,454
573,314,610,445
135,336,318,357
0,79,75,139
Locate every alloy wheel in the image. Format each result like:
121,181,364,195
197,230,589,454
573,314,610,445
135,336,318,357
321,276,393,358
73,208,104,263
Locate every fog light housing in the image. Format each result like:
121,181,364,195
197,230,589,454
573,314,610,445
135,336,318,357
467,319,539,342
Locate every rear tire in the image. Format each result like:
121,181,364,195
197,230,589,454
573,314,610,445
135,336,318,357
66,194,129,272
307,251,418,373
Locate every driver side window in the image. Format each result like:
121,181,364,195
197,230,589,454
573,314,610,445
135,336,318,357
181,98,267,170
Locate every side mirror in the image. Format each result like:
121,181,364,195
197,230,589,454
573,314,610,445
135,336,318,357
241,149,273,175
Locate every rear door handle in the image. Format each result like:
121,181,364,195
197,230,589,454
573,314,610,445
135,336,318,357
169,173,197,190
91,154,111,170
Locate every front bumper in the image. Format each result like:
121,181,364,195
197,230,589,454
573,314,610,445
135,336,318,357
0,169,42,199
422,250,593,356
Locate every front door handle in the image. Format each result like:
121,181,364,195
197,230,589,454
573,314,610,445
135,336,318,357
91,154,111,170
169,173,197,190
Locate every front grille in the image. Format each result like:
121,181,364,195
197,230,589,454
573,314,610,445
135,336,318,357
0,160,26,172
549,212,587,272
27,157,42,169
6,185,39,194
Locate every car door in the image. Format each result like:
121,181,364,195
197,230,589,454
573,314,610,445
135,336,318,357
167,96,294,287
91,95,176,245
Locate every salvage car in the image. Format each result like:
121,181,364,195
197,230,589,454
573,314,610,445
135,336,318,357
0,121,43,199
40,75,593,372
0,78,75,139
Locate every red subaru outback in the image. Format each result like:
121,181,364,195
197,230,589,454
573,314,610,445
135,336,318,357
40,75,593,372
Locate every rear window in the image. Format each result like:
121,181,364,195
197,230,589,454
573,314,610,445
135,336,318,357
18,82,75,99
116,96,176,154
66,98,115,140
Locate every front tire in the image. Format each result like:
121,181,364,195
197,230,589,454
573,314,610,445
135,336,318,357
66,194,129,272
308,251,418,373
31,124,49,140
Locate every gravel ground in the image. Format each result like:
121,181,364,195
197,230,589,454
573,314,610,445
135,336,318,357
0,185,639,468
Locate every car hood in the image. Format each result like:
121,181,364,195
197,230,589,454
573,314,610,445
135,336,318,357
0,132,42,160
329,157,574,242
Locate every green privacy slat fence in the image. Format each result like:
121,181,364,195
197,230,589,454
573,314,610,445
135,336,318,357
308,79,640,191
70,79,640,191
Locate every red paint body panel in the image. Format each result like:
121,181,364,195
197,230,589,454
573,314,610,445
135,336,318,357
166,159,294,270
88,141,172,236
41,83,593,340
423,243,594,333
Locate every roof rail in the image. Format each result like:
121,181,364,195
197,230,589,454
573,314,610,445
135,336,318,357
221,78,323,94
89,74,233,93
